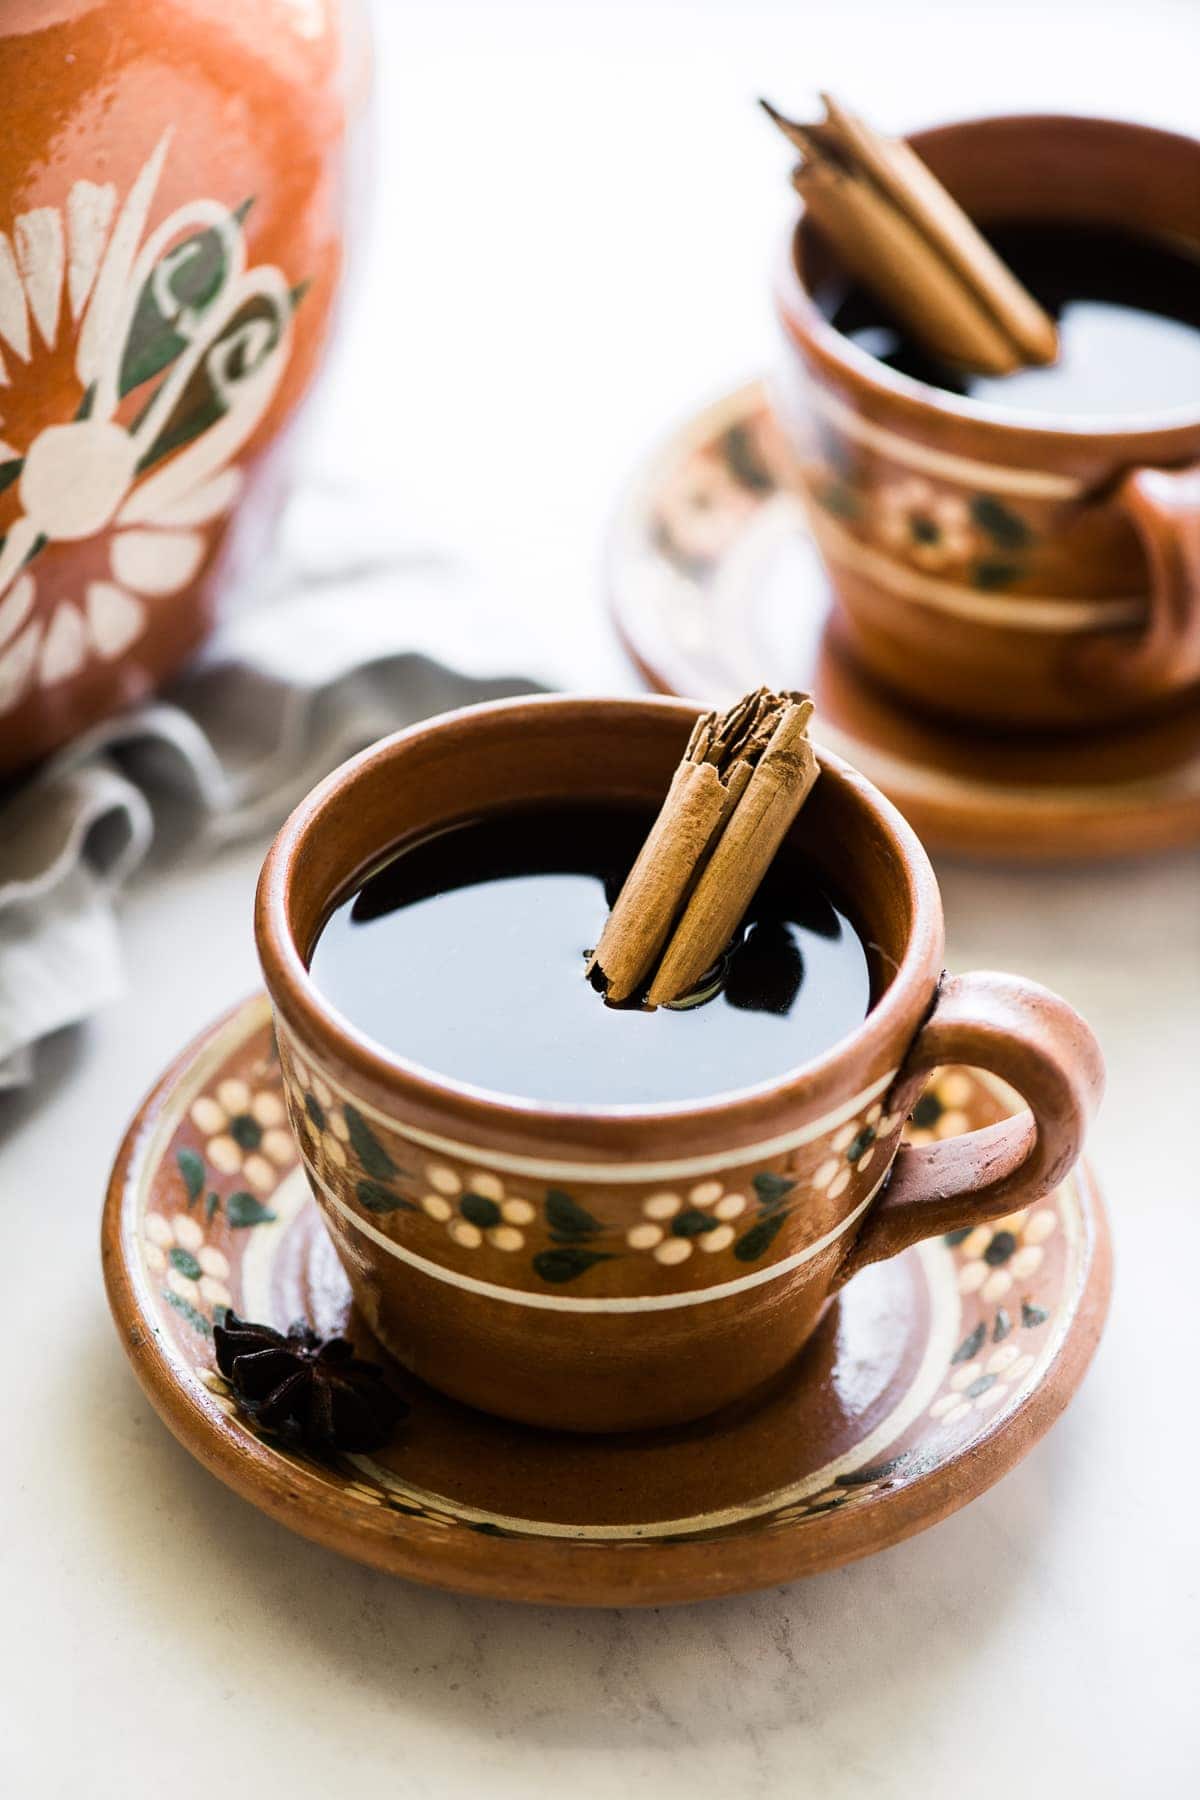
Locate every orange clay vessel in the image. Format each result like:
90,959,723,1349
0,0,367,774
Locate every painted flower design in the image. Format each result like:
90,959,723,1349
925,1186,1059,1428
654,453,758,574
653,417,784,575
275,1057,980,1289
144,1209,233,1324
421,1161,536,1253
905,1069,974,1145
949,1206,1058,1302
812,1099,898,1200
625,1178,749,1265
766,1461,903,1527
189,1077,295,1192
286,1060,351,1172
875,477,975,570
929,1333,1040,1428
0,129,298,714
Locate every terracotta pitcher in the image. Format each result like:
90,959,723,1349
0,0,367,775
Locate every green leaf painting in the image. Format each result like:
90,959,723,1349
355,1179,415,1216
733,1210,788,1263
532,1247,613,1284
721,422,774,494
343,1103,399,1180
835,1455,904,1488
120,214,236,397
971,558,1022,591
177,1148,205,1205
225,1191,278,1228
135,293,286,474
544,1189,603,1241
162,1289,212,1338
970,494,1030,550
751,1171,796,1208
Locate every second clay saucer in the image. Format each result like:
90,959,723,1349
607,379,1200,862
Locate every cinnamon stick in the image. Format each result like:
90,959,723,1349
762,94,1058,375
588,690,820,1009
648,699,818,1007
586,690,771,1003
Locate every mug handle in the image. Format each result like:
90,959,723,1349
1082,460,1200,701
832,971,1104,1288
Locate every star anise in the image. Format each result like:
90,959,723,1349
213,1311,408,1456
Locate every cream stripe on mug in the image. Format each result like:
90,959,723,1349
807,383,1085,499
807,509,1142,633
305,1161,887,1313
278,1020,899,1184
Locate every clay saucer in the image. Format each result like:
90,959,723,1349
607,379,1200,862
102,995,1110,1606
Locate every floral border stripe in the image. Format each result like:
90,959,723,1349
276,1020,898,1183
806,384,1085,500
308,1162,886,1312
808,508,1141,632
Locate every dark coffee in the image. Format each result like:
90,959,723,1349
309,804,872,1106
825,222,1200,417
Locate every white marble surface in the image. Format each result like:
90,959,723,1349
3,2,1199,1794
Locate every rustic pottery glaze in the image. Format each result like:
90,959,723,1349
100,992,1111,1604
774,114,1200,732
608,379,1200,860
0,0,367,775
254,695,1104,1434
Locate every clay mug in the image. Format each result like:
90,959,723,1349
773,113,1200,732
256,695,1104,1434
0,0,369,775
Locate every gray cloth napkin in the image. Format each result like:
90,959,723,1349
0,486,551,1087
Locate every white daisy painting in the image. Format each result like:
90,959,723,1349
0,128,301,726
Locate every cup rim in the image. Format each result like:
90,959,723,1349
774,109,1200,444
255,693,944,1143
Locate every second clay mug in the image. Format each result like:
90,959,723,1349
774,113,1200,732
